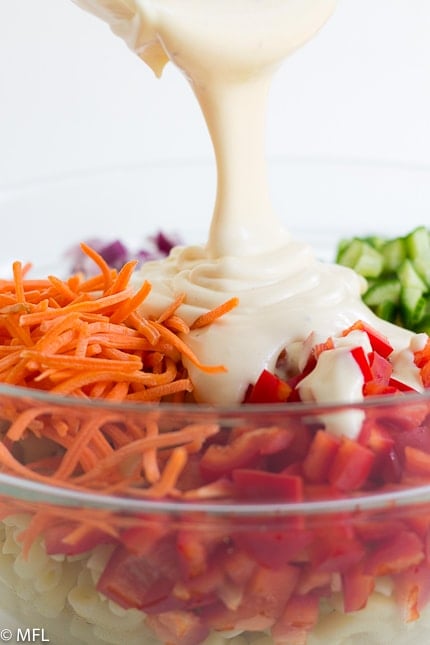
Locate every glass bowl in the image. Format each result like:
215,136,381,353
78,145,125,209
1,159,430,645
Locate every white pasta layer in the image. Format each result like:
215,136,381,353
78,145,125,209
0,515,429,645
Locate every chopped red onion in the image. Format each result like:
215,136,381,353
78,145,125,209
67,231,182,275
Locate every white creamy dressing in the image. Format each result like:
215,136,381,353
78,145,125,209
73,0,420,408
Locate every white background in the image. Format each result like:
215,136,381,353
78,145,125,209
1,0,430,188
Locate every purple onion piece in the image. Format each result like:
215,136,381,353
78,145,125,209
98,240,129,270
67,231,182,276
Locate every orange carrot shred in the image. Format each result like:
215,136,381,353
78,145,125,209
156,292,186,324
151,321,226,374
190,296,239,330
12,261,26,304
79,242,113,292
109,280,152,325
105,260,138,295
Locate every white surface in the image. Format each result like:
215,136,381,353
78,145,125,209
1,0,430,188
1,159,430,271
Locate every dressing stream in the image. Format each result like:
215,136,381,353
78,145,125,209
73,0,414,404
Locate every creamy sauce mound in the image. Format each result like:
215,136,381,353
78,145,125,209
73,0,417,405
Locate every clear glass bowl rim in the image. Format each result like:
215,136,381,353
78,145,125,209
1,381,430,517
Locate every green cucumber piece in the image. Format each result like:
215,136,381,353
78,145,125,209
400,286,426,329
381,238,406,274
337,239,384,278
363,278,401,307
398,259,427,292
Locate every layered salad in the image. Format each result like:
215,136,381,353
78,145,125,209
2,1,430,644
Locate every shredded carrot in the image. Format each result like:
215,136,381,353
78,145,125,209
12,261,26,304
0,244,242,546
72,423,219,486
164,315,190,334
141,416,161,484
132,446,188,498
48,275,78,302
109,280,152,324
156,292,186,324
190,296,239,330
151,321,227,374
105,259,138,296
79,242,113,291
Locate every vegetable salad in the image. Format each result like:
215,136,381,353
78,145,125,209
0,227,430,644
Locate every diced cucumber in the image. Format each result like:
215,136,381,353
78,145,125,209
404,226,430,260
337,239,383,278
381,238,406,274
374,300,397,322
363,278,401,307
412,256,430,288
336,238,361,266
404,227,430,286
400,286,426,329
415,314,430,335
335,238,352,259
398,259,427,292
362,236,385,251
334,226,430,333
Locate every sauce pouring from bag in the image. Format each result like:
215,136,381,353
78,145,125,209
72,0,416,406
74,0,336,257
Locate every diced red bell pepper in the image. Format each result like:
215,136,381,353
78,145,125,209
376,447,403,483
302,429,340,484
368,351,393,385
359,419,394,453
354,516,406,542
199,426,293,481
222,548,257,586
388,377,417,392
176,555,229,603
176,532,212,578
234,525,312,569
363,382,399,396
200,565,300,633
328,439,375,491
358,420,400,483
310,524,365,573
247,565,301,619
303,483,346,502
296,567,332,596
268,423,315,471
232,469,303,501
342,320,394,358
404,445,430,478
43,522,115,556
384,415,430,465
342,563,375,613
404,512,430,548
245,369,292,403
375,403,430,433
176,529,224,578
351,345,373,382
364,530,424,576
120,519,169,557
97,537,180,611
